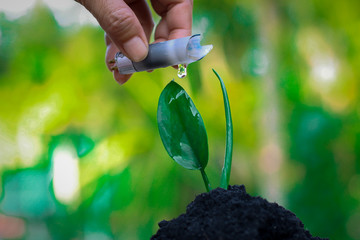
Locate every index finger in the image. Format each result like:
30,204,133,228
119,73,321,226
150,0,193,42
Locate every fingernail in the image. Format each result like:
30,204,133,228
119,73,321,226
123,37,148,62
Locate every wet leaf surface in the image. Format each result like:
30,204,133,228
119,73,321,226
157,81,208,170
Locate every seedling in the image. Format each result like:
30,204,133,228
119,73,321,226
157,69,233,192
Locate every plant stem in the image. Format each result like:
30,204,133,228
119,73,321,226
200,168,212,192
213,69,233,190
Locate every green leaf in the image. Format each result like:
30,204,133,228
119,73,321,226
157,81,208,170
212,69,233,189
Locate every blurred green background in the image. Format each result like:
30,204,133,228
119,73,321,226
0,0,360,239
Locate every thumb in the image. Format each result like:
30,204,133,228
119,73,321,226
80,0,149,62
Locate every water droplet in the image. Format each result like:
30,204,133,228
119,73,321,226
177,64,187,78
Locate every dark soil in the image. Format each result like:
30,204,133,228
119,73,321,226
151,185,328,240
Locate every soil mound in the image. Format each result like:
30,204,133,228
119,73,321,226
152,185,327,240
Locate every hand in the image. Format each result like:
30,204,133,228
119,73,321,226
76,0,193,84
